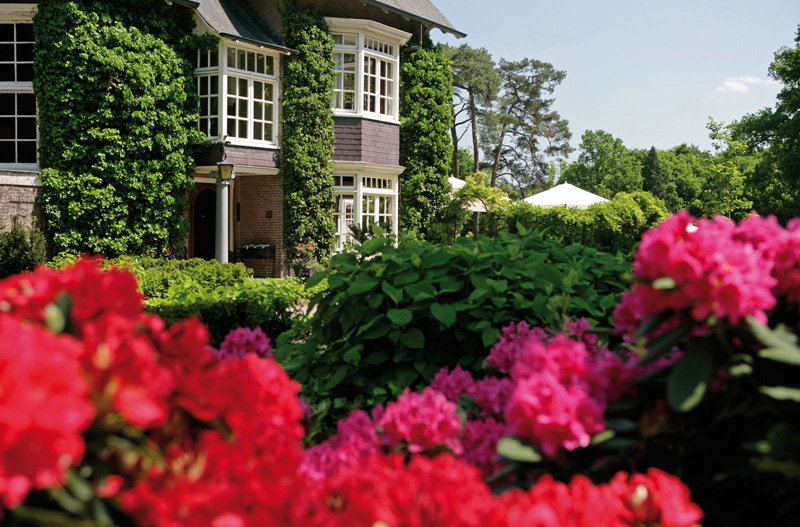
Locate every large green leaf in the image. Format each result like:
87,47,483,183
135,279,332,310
430,303,457,327
497,437,542,463
400,328,425,349
387,308,413,326
668,346,713,412
748,317,800,366
760,386,800,402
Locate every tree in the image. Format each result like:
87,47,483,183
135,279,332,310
734,24,800,222
480,58,572,195
693,120,752,219
561,130,641,198
641,146,680,210
659,144,708,214
443,44,500,177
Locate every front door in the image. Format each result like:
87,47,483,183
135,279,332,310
193,188,216,260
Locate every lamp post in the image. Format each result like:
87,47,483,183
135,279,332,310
214,159,234,264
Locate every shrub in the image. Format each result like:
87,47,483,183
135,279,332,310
276,231,630,426
483,191,669,254
114,256,253,299
0,216,46,278
146,278,308,346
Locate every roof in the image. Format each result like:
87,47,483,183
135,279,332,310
360,0,465,38
523,183,609,210
194,0,289,52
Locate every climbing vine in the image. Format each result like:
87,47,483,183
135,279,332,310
280,4,337,264
33,0,211,257
399,43,454,237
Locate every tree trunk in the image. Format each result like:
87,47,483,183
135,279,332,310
490,126,506,187
469,89,479,174
451,105,459,178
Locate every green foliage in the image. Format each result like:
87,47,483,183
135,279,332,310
561,130,642,198
483,191,668,254
0,216,46,278
33,0,206,257
146,278,308,346
399,45,454,237
276,232,629,427
482,58,572,193
280,4,337,263
428,171,507,243
113,256,253,299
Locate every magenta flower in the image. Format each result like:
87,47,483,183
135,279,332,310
216,327,273,360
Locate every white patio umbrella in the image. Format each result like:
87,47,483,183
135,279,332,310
448,176,487,212
523,183,609,209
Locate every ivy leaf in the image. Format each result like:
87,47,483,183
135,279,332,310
668,346,713,412
348,275,378,295
387,308,413,326
760,386,800,402
382,282,404,304
400,328,424,349
430,303,456,327
496,437,542,463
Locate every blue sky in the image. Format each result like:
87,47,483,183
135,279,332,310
431,0,799,159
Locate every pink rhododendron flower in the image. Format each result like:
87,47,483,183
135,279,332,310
462,417,507,479
299,409,379,481
474,376,513,416
487,320,549,373
217,326,273,360
430,365,477,402
374,387,463,455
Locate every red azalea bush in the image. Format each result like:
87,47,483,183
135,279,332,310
0,257,709,526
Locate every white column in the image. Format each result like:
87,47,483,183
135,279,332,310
215,178,231,263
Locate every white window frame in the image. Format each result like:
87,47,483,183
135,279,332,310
193,39,280,147
0,4,38,171
332,164,401,252
327,18,410,123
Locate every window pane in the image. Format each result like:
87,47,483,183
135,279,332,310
247,51,255,72
265,102,273,120
264,83,273,101
227,96,236,116
0,25,12,42
210,96,218,115
210,118,219,137
0,64,13,82
199,119,208,135
18,141,35,163
253,122,262,140
237,49,246,69
238,120,247,138
199,51,208,68
227,118,236,136
265,56,274,75
0,117,13,139
210,51,218,67
265,123,273,140
254,81,263,100
257,54,264,74
238,100,247,119
17,63,33,82
254,102,262,120
0,44,12,62
0,94,13,115
199,76,208,96
238,78,247,97
17,117,35,139
210,76,218,95
227,76,236,95
227,47,236,68
16,24,33,42
18,94,34,115
0,142,13,162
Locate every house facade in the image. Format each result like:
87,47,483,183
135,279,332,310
0,0,462,276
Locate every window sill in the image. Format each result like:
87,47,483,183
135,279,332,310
332,110,400,126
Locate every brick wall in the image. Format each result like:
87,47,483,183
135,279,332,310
0,179,43,232
333,116,400,165
233,173,286,277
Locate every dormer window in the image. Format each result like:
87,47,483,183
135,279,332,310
194,41,279,146
327,18,410,122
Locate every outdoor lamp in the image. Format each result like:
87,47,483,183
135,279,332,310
216,159,235,180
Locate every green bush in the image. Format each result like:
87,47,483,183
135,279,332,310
483,191,668,254
114,257,253,299
276,231,630,425
0,216,46,278
146,278,309,346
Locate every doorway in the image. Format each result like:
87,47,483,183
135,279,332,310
193,188,216,260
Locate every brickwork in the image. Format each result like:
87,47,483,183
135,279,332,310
233,173,286,277
0,180,43,232
333,116,400,165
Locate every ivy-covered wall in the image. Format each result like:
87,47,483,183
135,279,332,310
33,0,211,257
280,4,337,263
399,43,454,237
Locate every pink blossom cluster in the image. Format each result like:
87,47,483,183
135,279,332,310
300,387,463,481
615,211,783,335
216,326,273,360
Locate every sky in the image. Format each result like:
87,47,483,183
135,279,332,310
430,0,799,160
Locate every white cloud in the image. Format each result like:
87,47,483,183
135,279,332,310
714,75,779,93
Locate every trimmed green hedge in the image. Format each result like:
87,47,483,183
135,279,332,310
483,191,668,254
114,256,253,299
146,278,310,347
276,231,630,425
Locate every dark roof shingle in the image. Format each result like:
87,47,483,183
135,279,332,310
194,0,288,51
362,0,464,37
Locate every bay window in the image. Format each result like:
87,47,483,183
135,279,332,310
327,19,410,121
194,42,278,145
333,171,399,251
